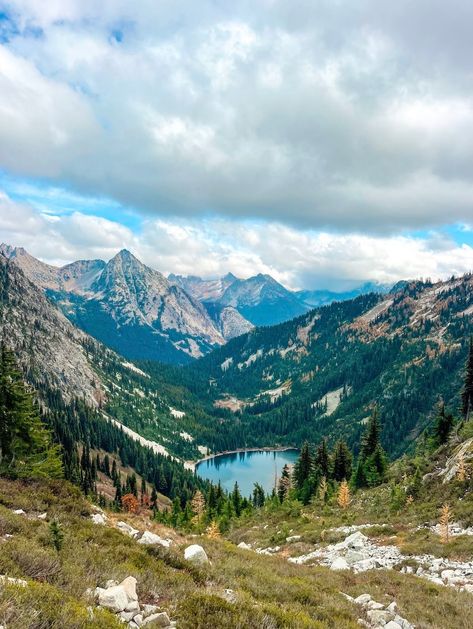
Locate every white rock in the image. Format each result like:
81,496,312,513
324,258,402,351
286,535,301,543
386,602,398,614
0,575,27,587
344,531,368,550
125,600,141,613
385,622,402,629
367,600,384,610
13,509,25,515
129,623,139,629
134,614,144,626
119,611,135,622
97,585,128,612
142,611,171,627
367,609,393,625
330,557,349,571
142,604,159,618
37,512,48,520
184,544,209,566
237,542,252,550
354,594,372,606
346,550,367,565
222,588,237,603
120,576,138,602
138,531,171,548
116,521,140,538
91,513,107,525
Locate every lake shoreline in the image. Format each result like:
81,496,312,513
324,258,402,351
187,445,299,473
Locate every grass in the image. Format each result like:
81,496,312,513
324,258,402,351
0,477,472,628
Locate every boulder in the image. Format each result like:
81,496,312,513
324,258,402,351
344,531,367,550
237,542,252,550
120,576,138,602
134,614,144,626
184,544,209,566
286,535,301,543
138,531,171,548
13,509,25,515
345,550,367,565
142,611,171,627
37,512,48,520
97,585,128,613
330,557,349,571
91,513,107,525
367,609,393,625
385,623,402,629
116,521,140,538
142,604,159,618
354,593,372,606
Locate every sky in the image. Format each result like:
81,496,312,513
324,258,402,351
0,1,473,290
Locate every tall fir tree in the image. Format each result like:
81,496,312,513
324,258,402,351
332,440,352,482
293,441,313,490
462,337,473,420
0,345,62,479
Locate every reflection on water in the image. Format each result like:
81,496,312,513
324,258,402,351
196,449,299,496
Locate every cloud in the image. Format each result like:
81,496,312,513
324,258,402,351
1,191,472,290
1,2,473,231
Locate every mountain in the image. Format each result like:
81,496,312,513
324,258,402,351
188,274,473,457
296,281,392,308
0,250,227,460
171,272,310,327
1,245,228,364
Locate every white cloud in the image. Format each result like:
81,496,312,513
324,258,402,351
1,2,473,230
1,192,472,290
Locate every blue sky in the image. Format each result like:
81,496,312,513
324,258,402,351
0,1,473,289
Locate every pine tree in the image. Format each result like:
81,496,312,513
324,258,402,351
231,482,242,517
332,440,352,482
315,439,330,479
0,345,63,479
337,480,350,509
361,407,381,460
252,483,265,508
206,520,221,539
293,442,313,490
318,476,328,502
433,401,454,446
49,520,64,552
277,464,291,502
191,489,206,524
462,338,473,420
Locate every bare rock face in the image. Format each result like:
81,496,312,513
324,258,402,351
3,245,229,363
0,253,105,405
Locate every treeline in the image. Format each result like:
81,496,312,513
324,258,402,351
0,345,209,509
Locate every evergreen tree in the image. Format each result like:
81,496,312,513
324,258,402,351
231,482,242,517
332,440,352,482
293,442,312,490
360,407,381,460
433,401,454,446
314,439,330,478
462,338,473,420
0,345,62,479
277,464,291,502
252,483,265,508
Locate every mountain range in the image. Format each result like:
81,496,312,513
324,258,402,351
2,241,472,462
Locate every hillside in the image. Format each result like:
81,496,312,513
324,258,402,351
0,251,222,462
188,275,473,457
1,423,473,629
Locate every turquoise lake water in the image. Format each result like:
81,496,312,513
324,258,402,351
195,449,299,496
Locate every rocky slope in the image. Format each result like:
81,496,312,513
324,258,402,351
1,245,228,363
0,251,104,405
171,272,309,327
